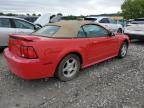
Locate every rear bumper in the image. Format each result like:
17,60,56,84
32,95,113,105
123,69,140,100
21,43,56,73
4,48,55,80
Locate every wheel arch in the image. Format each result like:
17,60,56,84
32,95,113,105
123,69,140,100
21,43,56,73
58,51,83,65
123,39,129,46
54,51,84,75
67,52,83,64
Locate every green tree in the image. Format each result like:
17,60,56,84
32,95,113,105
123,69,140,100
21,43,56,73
121,0,144,19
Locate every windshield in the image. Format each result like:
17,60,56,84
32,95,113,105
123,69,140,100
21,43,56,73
32,25,60,37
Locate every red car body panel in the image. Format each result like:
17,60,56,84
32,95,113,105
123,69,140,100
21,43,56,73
4,33,130,80
4,49,55,79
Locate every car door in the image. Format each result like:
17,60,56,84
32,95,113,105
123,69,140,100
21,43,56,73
0,18,16,47
12,19,35,34
82,24,119,63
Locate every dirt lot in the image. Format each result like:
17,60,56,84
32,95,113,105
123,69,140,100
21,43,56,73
0,41,144,108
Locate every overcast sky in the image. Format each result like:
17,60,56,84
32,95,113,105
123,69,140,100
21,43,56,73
0,0,124,15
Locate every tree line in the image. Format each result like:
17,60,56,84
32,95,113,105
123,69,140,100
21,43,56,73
0,12,41,16
0,12,122,20
121,0,144,19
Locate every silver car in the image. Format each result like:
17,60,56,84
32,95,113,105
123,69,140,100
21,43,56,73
0,16,40,49
84,17,123,33
124,18,144,40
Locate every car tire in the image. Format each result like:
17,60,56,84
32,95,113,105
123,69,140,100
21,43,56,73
117,28,123,34
117,42,128,58
55,54,80,81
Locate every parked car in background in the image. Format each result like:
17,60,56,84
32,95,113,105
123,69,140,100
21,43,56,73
84,17,123,33
18,16,38,23
0,16,41,49
124,18,144,40
4,21,130,81
49,13,63,23
34,13,52,26
117,19,127,27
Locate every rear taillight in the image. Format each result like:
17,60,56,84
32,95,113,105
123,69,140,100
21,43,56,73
8,37,38,59
20,46,38,59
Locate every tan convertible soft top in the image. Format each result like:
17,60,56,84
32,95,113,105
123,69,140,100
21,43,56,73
47,21,93,37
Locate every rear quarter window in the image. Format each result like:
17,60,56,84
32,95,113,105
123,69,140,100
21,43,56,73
32,25,60,37
99,18,110,23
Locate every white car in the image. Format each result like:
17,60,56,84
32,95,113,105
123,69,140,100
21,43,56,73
84,17,123,33
0,16,42,49
34,13,51,26
0,14,51,49
124,18,144,40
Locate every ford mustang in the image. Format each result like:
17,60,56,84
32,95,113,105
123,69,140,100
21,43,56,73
4,21,130,81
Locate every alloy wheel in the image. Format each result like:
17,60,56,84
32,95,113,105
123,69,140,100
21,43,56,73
121,44,127,57
62,58,78,78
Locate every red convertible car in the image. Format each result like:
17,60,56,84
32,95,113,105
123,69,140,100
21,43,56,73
4,21,130,81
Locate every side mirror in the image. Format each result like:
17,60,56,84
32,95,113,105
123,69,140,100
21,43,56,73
34,24,42,30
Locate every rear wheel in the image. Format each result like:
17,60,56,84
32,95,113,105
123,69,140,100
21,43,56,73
55,54,80,81
118,42,128,58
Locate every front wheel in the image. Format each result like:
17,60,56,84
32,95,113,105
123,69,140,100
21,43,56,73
117,42,128,58
55,54,80,81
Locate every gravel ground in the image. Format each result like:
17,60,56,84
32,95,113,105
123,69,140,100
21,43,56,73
0,41,144,108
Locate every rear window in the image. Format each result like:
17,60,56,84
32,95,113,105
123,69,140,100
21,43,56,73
32,25,60,37
99,18,110,23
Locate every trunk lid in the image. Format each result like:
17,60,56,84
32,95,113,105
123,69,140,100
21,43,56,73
8,34,40,57
9,34,41,41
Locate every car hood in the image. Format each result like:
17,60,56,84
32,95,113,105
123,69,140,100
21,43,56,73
34,13,52,26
